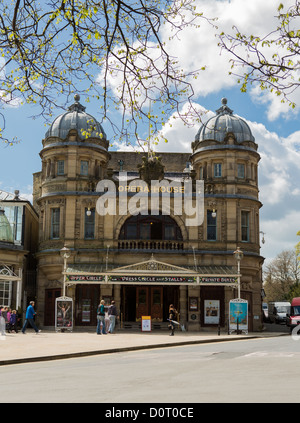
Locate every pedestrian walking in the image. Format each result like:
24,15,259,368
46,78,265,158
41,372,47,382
22,301,41,334
168,304,178,336
96,300,107,334
108,300,118,333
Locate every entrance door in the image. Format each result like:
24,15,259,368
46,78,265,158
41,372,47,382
135,286,163,321
75,284,100,326
150,287,163,321
122,286,178,323
136,287,149,320
44,288,61,326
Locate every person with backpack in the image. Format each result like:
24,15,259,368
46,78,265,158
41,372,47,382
96,300,107,334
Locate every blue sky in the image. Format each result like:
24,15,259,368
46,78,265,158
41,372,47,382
0,0,299,266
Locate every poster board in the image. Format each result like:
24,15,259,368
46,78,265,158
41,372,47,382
141,316,151,332
229,298,248,334
55,296,73,332
204,300,220,324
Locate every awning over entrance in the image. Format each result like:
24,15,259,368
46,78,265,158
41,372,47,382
0,264,22,282
65,256,238,287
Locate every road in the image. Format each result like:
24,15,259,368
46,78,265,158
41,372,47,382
1,335,299,403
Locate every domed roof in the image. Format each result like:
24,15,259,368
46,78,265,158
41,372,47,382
195,98,255,143
45,94,106,141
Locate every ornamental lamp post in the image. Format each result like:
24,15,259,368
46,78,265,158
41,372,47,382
60,246,71,297
233,247,243,299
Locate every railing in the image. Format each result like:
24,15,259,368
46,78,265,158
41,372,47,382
118,239,184,250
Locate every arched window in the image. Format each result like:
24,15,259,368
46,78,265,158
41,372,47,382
119,215,183,241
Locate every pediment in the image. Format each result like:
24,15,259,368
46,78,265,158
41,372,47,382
110,254,196,274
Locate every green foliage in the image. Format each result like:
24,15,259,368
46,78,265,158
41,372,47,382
219,1,300,105
0,0,210,146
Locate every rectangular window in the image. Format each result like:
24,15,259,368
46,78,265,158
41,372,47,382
126,223,137,239
214,163,222,178
50,208,60,239
237,164,245,179
0,281,12,306
140,223,151,239
57,160,65,176
84,208,95,239
241,211,250,242
80,160,89,176
3,205,23,243
207,210,217,240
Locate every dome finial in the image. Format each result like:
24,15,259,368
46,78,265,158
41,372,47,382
74,93,80,102
216,97,233,115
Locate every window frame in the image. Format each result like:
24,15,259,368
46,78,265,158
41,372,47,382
213,163,222,178
241,210,250,242
84,207,95,239
80,160,89,176
237,163,245,179
207,210,217,241
57,160,65,176
50,208,60,239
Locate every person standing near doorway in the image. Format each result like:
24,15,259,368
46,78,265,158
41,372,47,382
108,300,118,334
96,300,107,334
168,304,178,336
22,301,41,334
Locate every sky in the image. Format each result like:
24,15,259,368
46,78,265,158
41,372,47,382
0,0,299,267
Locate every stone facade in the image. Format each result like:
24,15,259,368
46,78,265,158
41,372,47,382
0,191,39,312
33,96,264,331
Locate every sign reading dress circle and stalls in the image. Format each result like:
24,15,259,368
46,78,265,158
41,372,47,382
229,298,248,334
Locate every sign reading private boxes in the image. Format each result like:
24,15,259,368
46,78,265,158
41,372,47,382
229,298,248,334
141,316,151,332
55,296,73,332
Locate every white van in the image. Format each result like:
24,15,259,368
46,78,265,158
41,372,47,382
268,302,291,324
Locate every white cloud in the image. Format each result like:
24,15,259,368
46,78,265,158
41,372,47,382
162,0,299,118
145,100,300,263
101,0,299,123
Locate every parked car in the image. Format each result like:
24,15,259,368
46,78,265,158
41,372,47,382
262,302,269,322
268,301,291,324
286,297,300,333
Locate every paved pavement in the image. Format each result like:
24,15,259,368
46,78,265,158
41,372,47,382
0,328,289,366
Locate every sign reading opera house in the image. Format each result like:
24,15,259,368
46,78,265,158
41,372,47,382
33,96,264,331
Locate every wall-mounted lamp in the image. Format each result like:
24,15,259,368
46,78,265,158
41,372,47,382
86,207,92,217
260,231,266,244
211,209,217,218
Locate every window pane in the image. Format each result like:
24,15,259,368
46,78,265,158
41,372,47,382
126,223,137,239
237,164,245,179
85,208,95,239
165,225,175,240
51,208,60,239
80,161,89,175
140,223,151,239
241,211,249,241
214,163,222,178
57,160,65,175
207,210,216,240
